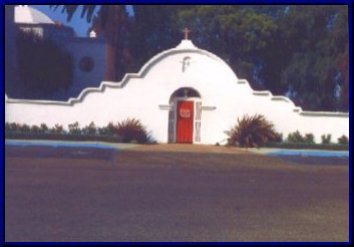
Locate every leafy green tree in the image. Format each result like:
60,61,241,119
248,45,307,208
126,5,189,74
264,5,348,111
175,6,278,85
10,30,73,99
52,5,348,111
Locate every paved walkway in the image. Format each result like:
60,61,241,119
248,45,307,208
248,147,349,156
5,144,349,241
5,139,250,154
5,139,349,159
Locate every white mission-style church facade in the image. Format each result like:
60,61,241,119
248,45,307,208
5,37,349,144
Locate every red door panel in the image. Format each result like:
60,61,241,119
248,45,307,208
176,101,194,143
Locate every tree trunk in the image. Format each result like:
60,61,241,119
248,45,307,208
104,42,116,81
103,5,124,81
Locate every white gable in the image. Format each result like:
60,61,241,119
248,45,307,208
5,39,349,144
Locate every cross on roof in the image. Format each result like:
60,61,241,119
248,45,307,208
182,27,191,40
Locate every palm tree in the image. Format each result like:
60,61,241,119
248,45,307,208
51,5,128,81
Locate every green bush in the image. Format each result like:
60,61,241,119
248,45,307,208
68,122,81,135
226,114,280,147
5,120,151,144
304,133,315,144
5,122,11,132
5,122,20,132
321,134,332,144
274,132,283,143
19,124,31,134
30,125,41,134
11,123,21,132
107,122,117,136
98,126,109,136
337,135,348,145
287,130,304,143
52,124,64,134
40,123,49,134
82,122,97,135
96,122,119,136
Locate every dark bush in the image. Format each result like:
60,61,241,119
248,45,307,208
287,130,304,143
19,124,31,134
11,123,20,132
274,132,283,143
5,122,10,132
304,133,315,144
337,135,348,145
226,114,280,147
116,118,149,143
96,122,121,137
5,122,21,133
82,122,97,135
52,124,64,134
107,122,117,136
68,122,81,135
321,134,332,144
6,122,16,132
40,123,49,134
30,125,41,134
98,126,109,136
5,120,152,144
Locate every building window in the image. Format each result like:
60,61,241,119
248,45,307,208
79,56,94,72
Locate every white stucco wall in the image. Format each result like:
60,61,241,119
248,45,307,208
5,40,349,144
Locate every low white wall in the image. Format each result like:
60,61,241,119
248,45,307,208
5,40,349,145
194,82,348,145
5,84,348,145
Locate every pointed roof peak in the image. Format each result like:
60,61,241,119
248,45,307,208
176,39,197,49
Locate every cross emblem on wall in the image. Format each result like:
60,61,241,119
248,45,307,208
181,56,193,72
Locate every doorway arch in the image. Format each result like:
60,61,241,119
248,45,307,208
168,87,202,143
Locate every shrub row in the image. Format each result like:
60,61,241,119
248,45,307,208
5,119,152,144
5,132,124,143
285,131,348,145
226,114,349,148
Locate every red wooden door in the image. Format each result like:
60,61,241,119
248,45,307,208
176,101,194,143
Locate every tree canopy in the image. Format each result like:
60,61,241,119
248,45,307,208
112,5,349,111
54,5,349,111
8,30,73,99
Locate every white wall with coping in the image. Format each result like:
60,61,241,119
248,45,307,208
5,40,349,144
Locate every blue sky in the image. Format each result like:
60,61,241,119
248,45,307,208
30,5,98,37
30,5,134,37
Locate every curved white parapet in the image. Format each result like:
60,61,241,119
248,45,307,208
6,40,237,106
5,39,349,144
